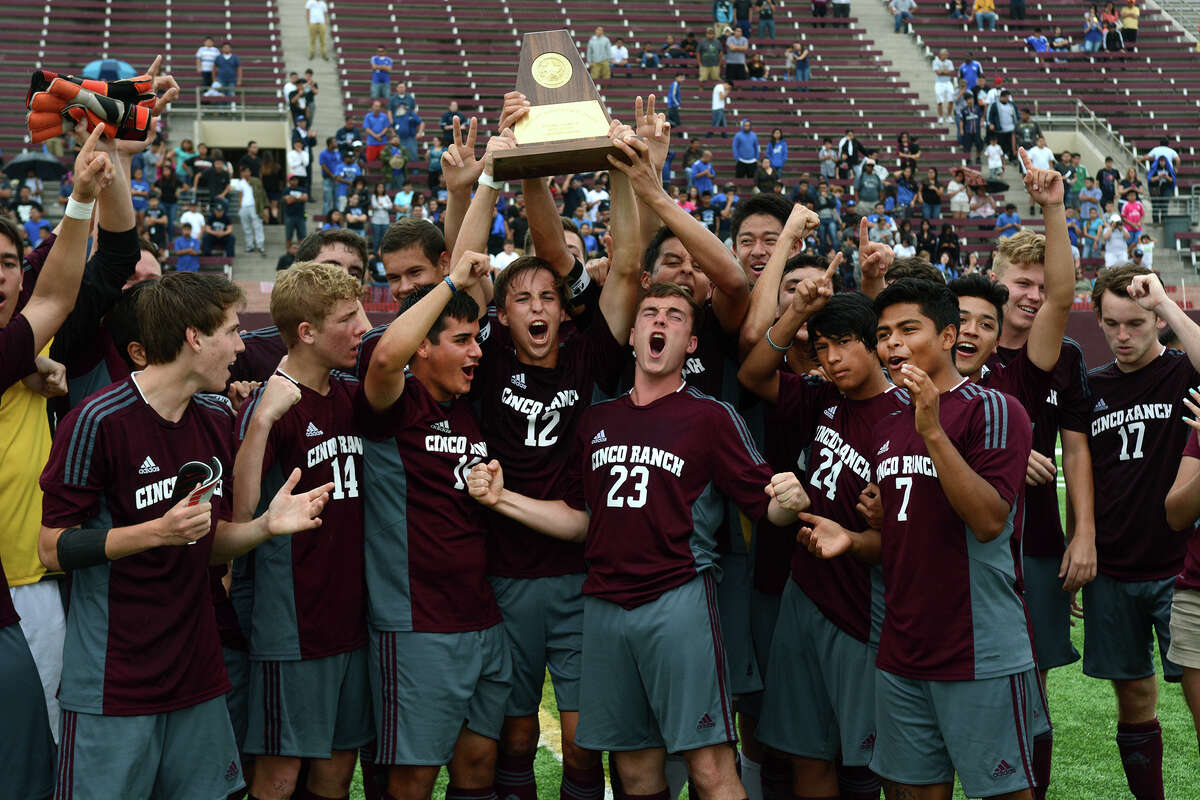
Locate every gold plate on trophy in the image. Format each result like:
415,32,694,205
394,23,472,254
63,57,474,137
531,52,572,89
513,100,609,144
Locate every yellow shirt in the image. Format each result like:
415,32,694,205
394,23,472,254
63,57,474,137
974,0,995,13
0,342,54,586
1119,5,1139,28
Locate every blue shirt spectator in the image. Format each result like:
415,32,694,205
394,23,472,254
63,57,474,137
364,109,390,146
766,138,788,170
130,175,150,212
1025,33,1049,52
996,207,1021,237
667,79,682,109
732,123,760,163
23,216,50,245
371,52,393,83
392,109,423,139
318,144,341,182
214,46,240,86
335,160,362,199
173,233,201,271
690,157,716,194
959,59,983,89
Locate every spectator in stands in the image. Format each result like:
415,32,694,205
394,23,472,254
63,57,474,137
724,28,750,79
945,169,970,220
277,239,299,271
1119,0,1140,50
895,166,919,211
370,47,394,100
283,174,308,244
392,103,424,163
916,217,939,253
389,82,417,121
195,36,219,88
733,119,760,177
959,52,984,93
919,167,944,219
715,0,734,23
838,128,866,177
1026,135,1054,177
173,223,202,271
363,101,390,163
193,156,232,205
213,42,242,98
710,81,731,135
317,139,340,215
958,93,984,163
854,157,884,205
587,26,613,81
831,0,851,21
261,152,283,223
323,209,346,230
130,167,150,229
817,137,837,178
896,131,921,171
969,184,996,217
812,0,830,24
666,74,683,127
144,196,169,251
1025,28,1050,53
786,40,811,87
336,115,361,153
1097,155,1120,207
753,158,778,193
1014,110,1040,158
1069,152,1088,204
179,200,206,238
425,140,444,192
344,192,368,238
937,222,962,265
440,102,463,145
747,53,769,80
697,27,724,82
611,38,630,73
996,202,1021,237
1081,205,1102,258
973,0,998,30
1141,137,1181,171
986,89,1018,159
691,150,717,194
1083,6,1105,51
762,127,788,175
306,0,330,60
334,151,362,212
287,139,311,192
1098,212,1126,266
890,0,917,33
1119,166,1142,202
1120,187,1145,242
1079,176,1103,219
1148,155,1176,199
13,186,41,224
757,0,777,37
238,141,262,178
201,203,235,257
288,78,314,124
1101,3,1124,50
932,49,956,123
1051,26,1071,53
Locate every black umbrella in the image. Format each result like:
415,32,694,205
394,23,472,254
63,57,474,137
4,151,68,181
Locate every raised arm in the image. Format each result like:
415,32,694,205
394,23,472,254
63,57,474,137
738,203,819,357
232,375,302,522
1128,273,1200,374
1018,147,1072,371
597,156,642,341
440,115,484,256
467,460,589,541
363,251,490,410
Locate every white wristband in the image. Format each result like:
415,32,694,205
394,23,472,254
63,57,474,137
478,172,503,191
65,196,96,220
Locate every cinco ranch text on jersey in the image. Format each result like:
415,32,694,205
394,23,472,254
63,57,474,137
307,435,364,467
1090,402,1174,436
591,444,686,477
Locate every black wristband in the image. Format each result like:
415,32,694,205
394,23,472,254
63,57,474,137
565,257,591,298
57,528,110,571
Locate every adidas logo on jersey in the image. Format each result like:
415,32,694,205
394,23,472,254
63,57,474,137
224,760,240,781
305,422,323,437
431,420,452,434
138,456,160,475
1094,398,1108,412
991,760,1016,779
877,441,890,456
824,406,837,419
859,732,876,750
696,713,715,731
591,429,607,444
511,372,527,390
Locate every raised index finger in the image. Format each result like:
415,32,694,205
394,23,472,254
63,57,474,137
464,116,478,150
825,251,843,281
858,215,869,242
635,95,644,125
80,122,105,156
1018,146,1032,172
145,55,162,78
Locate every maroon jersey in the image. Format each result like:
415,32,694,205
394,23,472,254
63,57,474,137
565,385,773,609
1177,432,1200,592
751,387,811,595
235,371,367,659
40,376,234,715
475,314,626,578
988,340,1091,557
776,373,910,642
0,313,38,628
229,325,288,383
872,380,1034,680
1088,348,1199,580
355,375,501,632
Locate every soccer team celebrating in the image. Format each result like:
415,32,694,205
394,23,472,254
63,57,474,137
3,62,1200,800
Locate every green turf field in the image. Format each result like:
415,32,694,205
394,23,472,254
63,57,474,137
347,451,1198,799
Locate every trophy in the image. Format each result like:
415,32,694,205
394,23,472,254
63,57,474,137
490,29,622,181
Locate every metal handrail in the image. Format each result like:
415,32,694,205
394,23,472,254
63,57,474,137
190,87,288,121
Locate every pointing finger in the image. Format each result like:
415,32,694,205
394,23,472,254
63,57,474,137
859,215,869,242
825,251,843,281
1018,146,1032,172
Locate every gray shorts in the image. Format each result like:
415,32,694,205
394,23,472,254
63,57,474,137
737,587,782,720
223,647,249,750
757,580,877,766
56,694,244,800
1082,572,1181,682
0,623,55,800
1168,588,1200,669
245,647,374,758
871,667,1041,798
1022,554,1081,671
718,551,762,696
490,573,585,715
577,572,736,754
368,625,511,766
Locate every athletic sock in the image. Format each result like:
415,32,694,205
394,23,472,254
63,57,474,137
1116,719,1165,800
836,764,882,800
1031,729,1053,800
360,746,384,800
741,755,764,800
294,787,347,800
561,763,605,800
446,787,500,800
495,753,538,800
762,755,791,800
